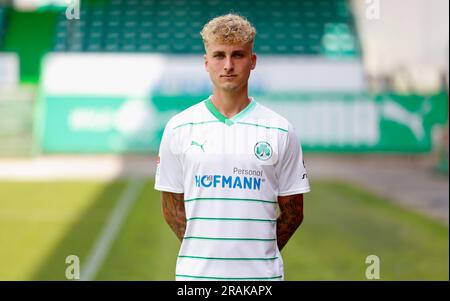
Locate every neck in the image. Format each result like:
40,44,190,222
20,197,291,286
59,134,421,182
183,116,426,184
211,87,250,118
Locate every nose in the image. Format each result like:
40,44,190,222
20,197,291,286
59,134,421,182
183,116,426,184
224,57,234,72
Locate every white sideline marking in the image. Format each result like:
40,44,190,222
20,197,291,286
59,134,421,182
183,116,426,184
81,178,145,281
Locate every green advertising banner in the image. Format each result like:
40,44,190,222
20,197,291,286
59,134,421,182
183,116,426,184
257,92,448,152
38,92,448,154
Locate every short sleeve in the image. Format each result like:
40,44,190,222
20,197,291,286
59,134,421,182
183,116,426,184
154,119,184,193
277,122,310,196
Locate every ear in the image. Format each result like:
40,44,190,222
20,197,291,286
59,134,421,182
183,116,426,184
251,53,257,70
204,53,208,71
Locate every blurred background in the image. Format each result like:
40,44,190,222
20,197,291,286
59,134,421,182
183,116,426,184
0,0,448,280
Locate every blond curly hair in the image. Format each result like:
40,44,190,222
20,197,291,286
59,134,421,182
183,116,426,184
200,13,256,47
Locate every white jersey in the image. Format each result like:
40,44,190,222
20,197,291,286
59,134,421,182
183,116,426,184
155,96,310,281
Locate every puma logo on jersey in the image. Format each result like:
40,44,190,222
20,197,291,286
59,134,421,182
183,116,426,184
191,140,207,152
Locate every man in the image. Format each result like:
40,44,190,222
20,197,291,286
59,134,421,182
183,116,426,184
154,14,310,281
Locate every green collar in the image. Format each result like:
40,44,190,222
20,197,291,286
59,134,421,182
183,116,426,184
204,96,256,126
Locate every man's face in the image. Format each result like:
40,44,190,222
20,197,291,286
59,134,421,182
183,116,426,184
204,42,257,93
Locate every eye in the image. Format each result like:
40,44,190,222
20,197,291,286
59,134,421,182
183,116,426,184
214,54,224,58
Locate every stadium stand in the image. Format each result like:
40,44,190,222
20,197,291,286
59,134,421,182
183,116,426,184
0,5,7,49
53,0,359,56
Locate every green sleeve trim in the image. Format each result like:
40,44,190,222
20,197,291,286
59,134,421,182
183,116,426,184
178,255,278,261
184,197,277,204
183,236,276,241
176,274,282,280
187,217,276,223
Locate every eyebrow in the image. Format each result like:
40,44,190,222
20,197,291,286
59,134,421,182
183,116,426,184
212,50,246,55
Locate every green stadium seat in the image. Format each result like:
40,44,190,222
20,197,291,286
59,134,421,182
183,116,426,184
190,44,203,52
54,35,67,52
86,43,102,52
104,43,120,52
142,0,156,7
122,43,137,52
138,44,154,52
67,43,83,52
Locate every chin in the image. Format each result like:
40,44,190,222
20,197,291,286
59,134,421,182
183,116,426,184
221,83,241,91
222,86,237,91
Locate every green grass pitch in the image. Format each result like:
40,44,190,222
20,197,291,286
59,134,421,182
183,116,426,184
0,179,448,280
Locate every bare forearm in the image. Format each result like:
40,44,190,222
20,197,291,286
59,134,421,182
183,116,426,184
277,213,302,251
276,194,304,251
161,192,186,241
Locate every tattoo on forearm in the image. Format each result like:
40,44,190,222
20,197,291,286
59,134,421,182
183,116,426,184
277,194,304,251
161,192,186,242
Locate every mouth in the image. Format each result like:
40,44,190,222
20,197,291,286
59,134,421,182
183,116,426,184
220,75,237,78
